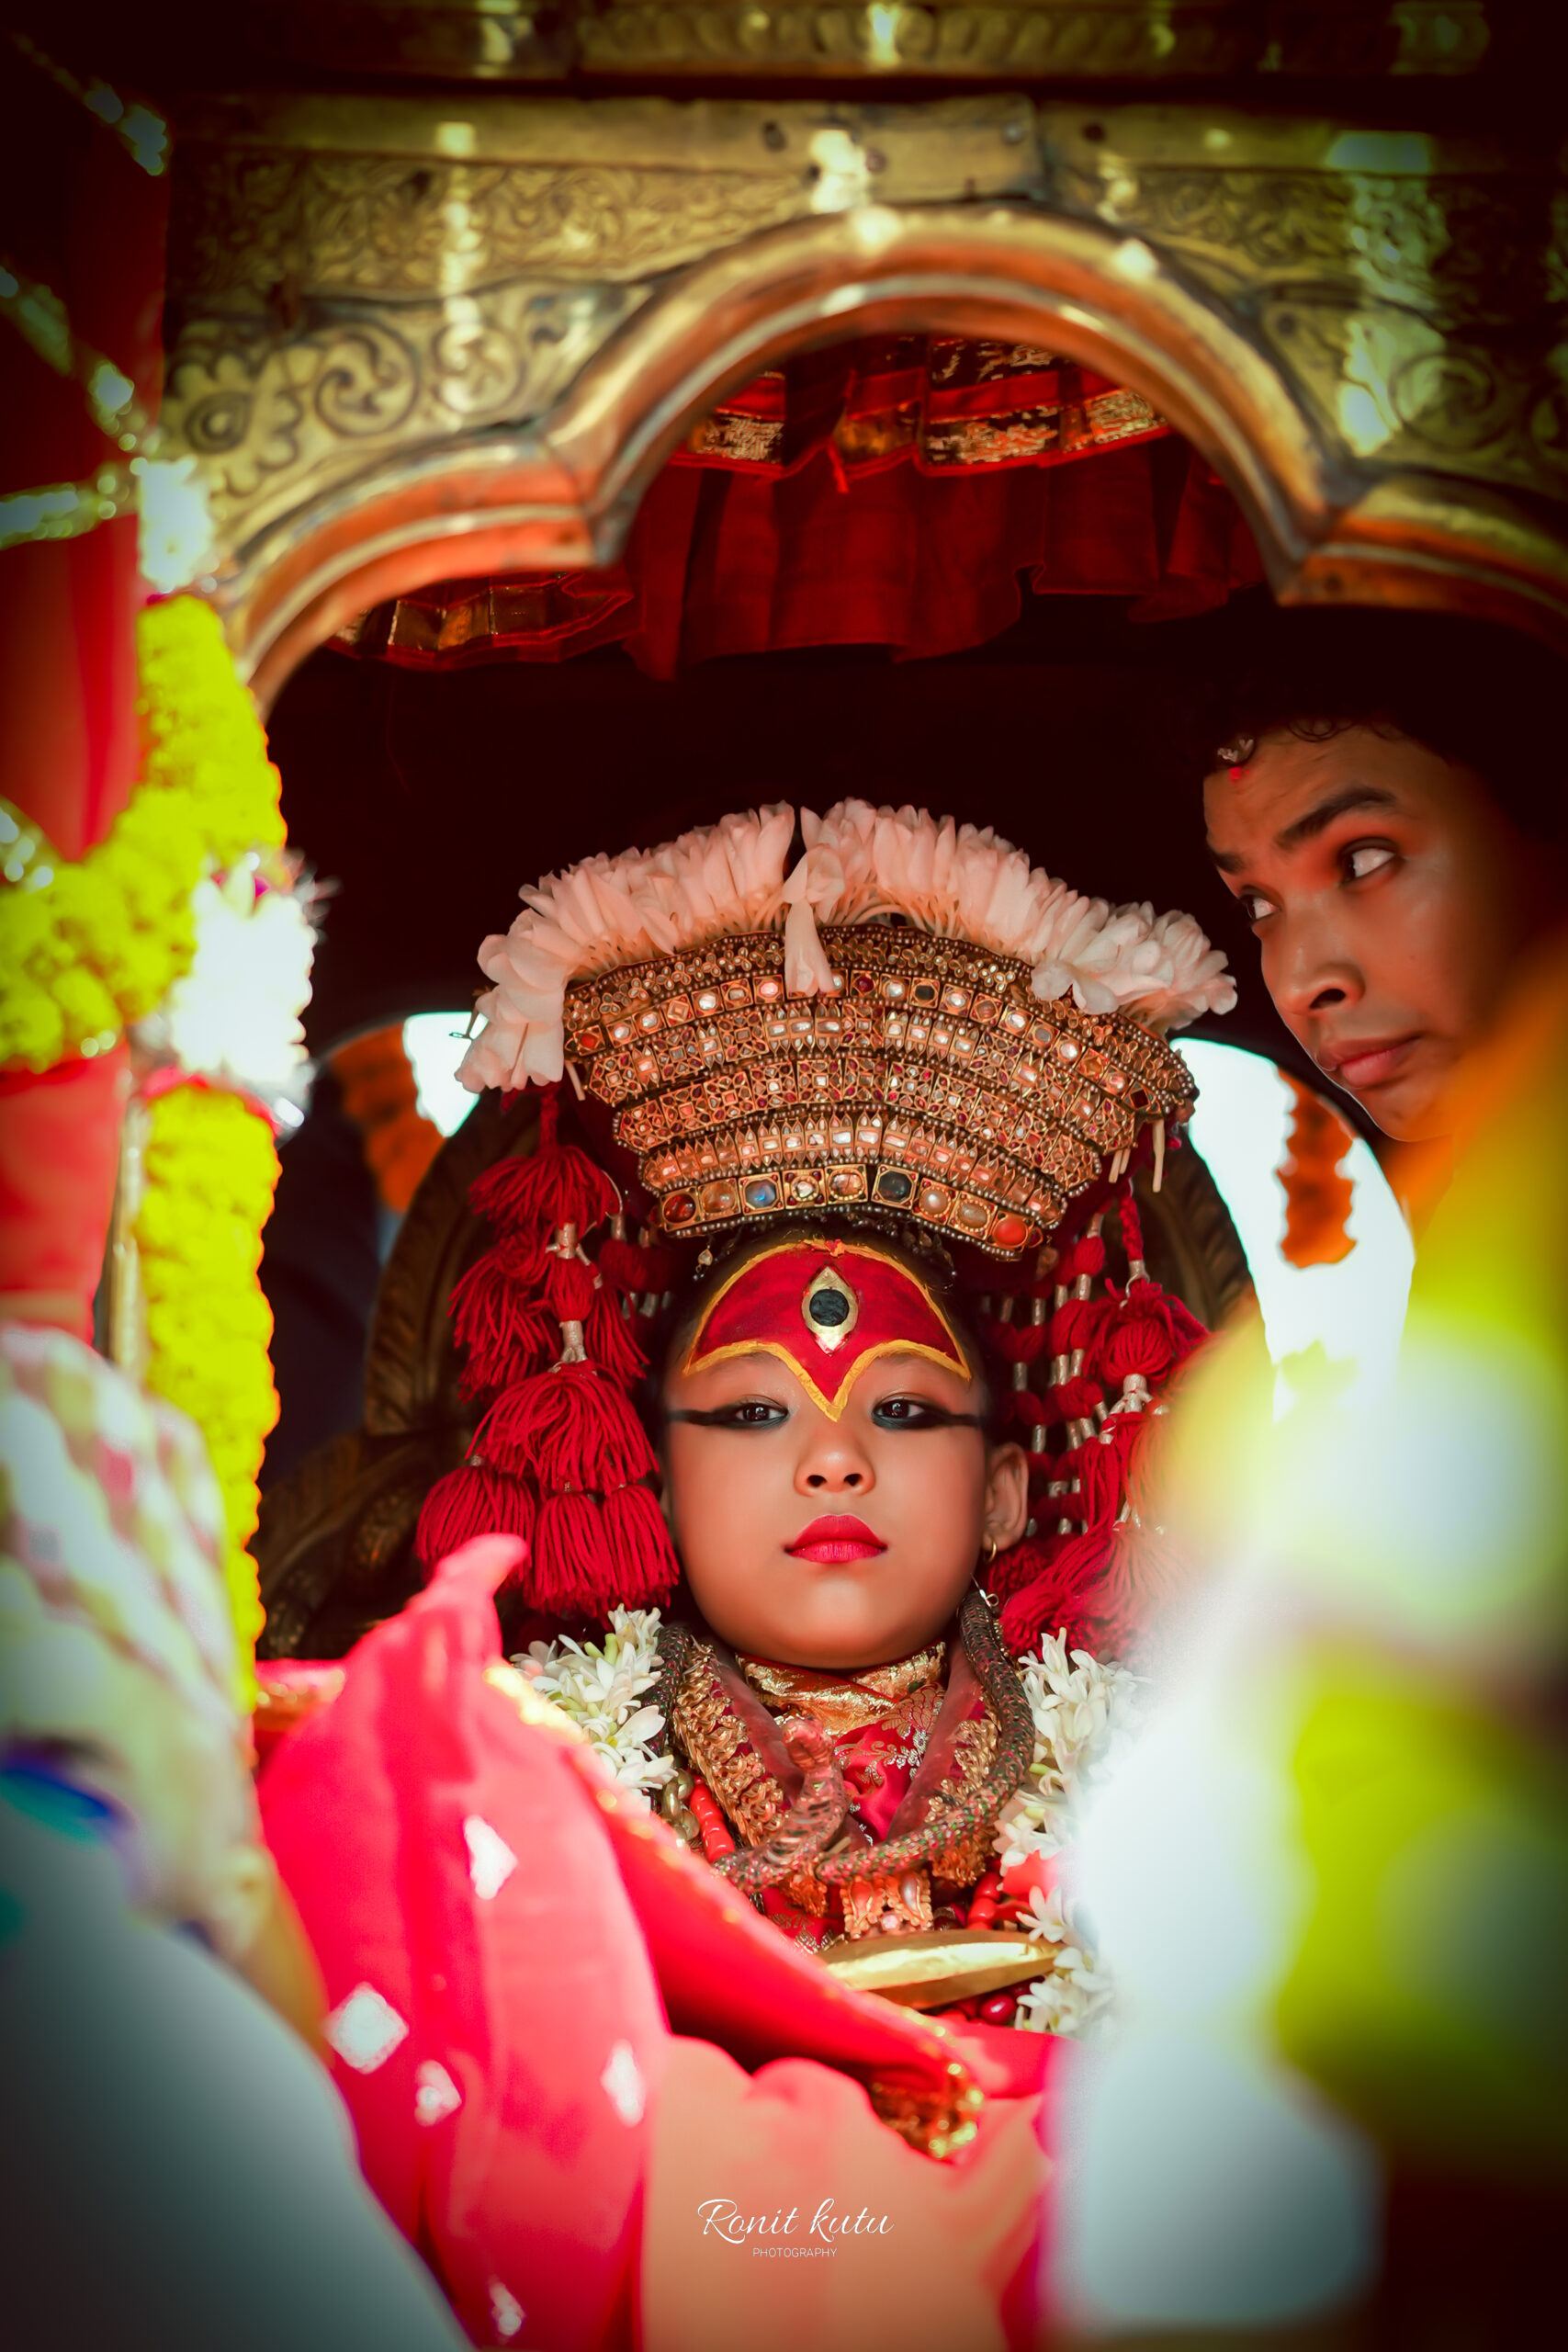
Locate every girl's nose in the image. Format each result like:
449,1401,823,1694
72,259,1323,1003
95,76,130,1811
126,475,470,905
795,1427,874,1496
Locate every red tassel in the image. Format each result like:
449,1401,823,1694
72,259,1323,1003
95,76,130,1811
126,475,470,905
468,1087,615,1242
450,1266,558,1398
415,1463,536,1573
543,1253,599,1321
1048,1295,1104,1355
1055,1231,1106,1283
1043,1374,1103,1424
595,1237,680,1298
986,1319,1049,1368
1072,1413,1145,1526
530,1491,615,1615
998,1526,1114,1656
1098,1306,1176,1387
985,1532,1056,1601
478,1364,657,1490
1027,1452,1068,1502
1100,1283,1207,1384
586,1290,649,1385
600,1482,681,1608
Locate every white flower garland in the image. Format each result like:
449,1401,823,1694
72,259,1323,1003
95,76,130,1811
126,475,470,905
517,1608,1138,2038
516,1607,676,1802
993,1633,1141,2038
461,799,1235,1091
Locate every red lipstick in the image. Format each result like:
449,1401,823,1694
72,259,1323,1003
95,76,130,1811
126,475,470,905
786,1514,886,1565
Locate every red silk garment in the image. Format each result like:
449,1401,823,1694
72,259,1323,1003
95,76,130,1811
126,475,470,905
260,1539,1054,2350
686,1237,970,1419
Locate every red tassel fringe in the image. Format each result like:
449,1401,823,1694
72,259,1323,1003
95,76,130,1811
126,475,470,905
530,1491,615,1615
416,1462,536,1572
478,1363,657,1490
600,1482,681,1608
469,1135,615,1240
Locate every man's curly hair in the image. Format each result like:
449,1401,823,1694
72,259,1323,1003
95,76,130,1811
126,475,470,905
1195,608,1568,842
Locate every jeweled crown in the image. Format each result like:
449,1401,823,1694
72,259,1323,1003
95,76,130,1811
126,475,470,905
563,925,1194,1259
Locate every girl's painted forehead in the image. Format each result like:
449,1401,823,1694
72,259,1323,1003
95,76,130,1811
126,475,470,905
682,1239,970,1422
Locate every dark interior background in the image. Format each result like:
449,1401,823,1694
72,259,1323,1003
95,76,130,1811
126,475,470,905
269,581,1305,1074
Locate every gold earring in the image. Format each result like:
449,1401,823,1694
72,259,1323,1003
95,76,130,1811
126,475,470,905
981,1532,999,1569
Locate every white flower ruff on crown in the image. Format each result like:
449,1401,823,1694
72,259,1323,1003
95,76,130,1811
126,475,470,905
459,800,1236,1092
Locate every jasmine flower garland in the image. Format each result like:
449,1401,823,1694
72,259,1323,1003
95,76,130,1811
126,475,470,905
995,1633,1141,2036
516,1608,676,1801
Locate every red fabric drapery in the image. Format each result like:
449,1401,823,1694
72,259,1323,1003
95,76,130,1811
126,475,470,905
0,40,167,861
0,41,167,1337
335,338,1264,681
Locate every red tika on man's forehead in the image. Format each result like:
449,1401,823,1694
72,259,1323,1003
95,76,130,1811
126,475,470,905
683,1239,970,1420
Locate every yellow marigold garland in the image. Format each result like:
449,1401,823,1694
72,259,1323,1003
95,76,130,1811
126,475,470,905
135,1083,281,1698
0,595,285,1073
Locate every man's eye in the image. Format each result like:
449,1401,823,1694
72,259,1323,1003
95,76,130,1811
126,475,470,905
1344,841,1397,882
1238,889,1272,925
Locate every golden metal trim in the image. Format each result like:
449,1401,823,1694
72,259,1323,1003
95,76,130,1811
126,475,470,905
824,1926,1044,2008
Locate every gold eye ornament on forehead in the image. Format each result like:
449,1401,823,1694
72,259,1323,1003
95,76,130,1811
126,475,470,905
801,1263,859,1353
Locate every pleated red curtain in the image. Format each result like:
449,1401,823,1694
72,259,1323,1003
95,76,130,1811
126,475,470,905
334,338,1265,682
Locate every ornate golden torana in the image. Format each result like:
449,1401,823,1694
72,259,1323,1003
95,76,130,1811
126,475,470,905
151,82,1567,691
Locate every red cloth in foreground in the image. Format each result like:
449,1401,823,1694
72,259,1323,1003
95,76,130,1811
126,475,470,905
261,1537,1053,2350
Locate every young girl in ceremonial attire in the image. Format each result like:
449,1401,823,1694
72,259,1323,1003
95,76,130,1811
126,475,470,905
261,802,1234,2352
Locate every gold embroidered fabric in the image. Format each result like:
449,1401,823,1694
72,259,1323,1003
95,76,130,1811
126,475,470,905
921,1709,1000,1888
736,1643,946,1740
672,1634,1007,1939
671,1644,787,1851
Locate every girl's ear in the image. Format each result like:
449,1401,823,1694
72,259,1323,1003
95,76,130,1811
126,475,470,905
982,1441,1030,1554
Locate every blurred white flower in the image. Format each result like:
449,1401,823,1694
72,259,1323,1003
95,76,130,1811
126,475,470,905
140,858,315,1111
137,455,218,593
996,1633,1141,2038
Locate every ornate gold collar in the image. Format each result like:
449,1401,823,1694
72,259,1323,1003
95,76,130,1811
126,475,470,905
736,1643,946,1740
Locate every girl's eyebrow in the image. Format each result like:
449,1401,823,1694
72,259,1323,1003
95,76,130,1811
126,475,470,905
665,1404,785,1427
874,1404,984,1429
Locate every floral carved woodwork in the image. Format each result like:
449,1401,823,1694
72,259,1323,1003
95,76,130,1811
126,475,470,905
156,90,1568,683
1043,117,1568,503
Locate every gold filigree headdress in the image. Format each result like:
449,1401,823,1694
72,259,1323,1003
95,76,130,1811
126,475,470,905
458,802,1232,1259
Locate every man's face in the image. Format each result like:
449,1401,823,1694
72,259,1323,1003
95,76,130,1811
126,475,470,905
1204,726,1530,1139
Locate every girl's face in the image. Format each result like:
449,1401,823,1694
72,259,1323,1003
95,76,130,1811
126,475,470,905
661,1342,1028,1670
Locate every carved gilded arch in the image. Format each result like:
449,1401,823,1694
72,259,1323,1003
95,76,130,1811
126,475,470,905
157,96,1568,702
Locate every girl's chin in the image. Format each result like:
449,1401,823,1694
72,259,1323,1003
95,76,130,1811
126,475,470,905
720,1613,954,1669
690,1559,973,1665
